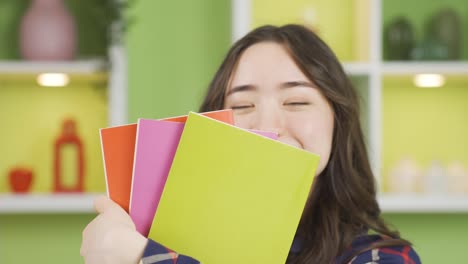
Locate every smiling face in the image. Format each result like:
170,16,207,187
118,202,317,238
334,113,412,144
223,42,334,176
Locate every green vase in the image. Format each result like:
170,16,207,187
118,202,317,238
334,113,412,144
384,17,415,60
425,8,462,60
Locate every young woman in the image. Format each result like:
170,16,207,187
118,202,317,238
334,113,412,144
81,24,421,264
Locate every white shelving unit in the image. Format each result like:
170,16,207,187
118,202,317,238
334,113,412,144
232,0,468,213
0,48,127,214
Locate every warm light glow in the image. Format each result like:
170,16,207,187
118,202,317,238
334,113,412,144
413,74,445,88
37,73,70,87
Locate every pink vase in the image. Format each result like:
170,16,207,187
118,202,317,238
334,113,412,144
19,0,77,60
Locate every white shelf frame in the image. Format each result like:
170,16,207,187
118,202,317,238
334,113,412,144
0,194,103,214
368,0,383,188
378,195,468,213
382,62,468,75
108,44,128,126
343,62,372,76
0,59,106,74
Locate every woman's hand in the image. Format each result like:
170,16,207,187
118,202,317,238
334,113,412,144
80,196,148,264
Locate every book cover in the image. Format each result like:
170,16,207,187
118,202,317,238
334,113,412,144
100,124,137,212
129,119,184,236
148,112,319,264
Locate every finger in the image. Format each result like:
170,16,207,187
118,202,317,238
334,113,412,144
84,253,105,264
80,241,88,257
94,195,123,214
94,196,135,228
81,215,101,256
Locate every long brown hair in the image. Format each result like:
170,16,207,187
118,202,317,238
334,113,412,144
199,24,410,264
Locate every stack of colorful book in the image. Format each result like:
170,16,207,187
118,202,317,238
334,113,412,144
100,109,319,264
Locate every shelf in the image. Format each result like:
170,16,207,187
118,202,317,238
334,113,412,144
0,59,107,74
343,62,372,76
0,193,104,214
2,193,467,214
382,62,468,75
378,194,468,213
0,60,108,84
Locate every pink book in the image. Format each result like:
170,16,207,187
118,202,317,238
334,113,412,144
130,119,185,236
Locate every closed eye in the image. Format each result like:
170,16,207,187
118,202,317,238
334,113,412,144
231,104,254,110
285,102,310,106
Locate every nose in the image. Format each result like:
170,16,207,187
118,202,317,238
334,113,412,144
252,105,285,135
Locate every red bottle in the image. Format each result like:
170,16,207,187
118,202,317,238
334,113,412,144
53,119,84,192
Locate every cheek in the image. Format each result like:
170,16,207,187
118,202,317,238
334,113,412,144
232,113,253,129
288,116,334,175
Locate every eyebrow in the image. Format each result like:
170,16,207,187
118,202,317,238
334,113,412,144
226,81,317,96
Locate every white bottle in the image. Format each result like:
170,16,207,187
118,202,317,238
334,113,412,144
446,161,467,195
423,160,448,195
388,157,421,194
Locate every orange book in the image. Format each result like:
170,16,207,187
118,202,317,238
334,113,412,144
100,110,233,212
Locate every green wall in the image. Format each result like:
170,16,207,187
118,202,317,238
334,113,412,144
127,0,231,121
2,213,467,263
0,214,95,263
384,213,468,263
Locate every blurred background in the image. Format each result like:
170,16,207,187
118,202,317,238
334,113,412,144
0,0,467,263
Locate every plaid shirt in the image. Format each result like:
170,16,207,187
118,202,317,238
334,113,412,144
141,234,421,264
335,234,421,264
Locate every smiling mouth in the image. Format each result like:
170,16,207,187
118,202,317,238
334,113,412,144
277,137,303,149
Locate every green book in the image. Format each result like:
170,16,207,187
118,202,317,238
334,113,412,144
148,112,320,264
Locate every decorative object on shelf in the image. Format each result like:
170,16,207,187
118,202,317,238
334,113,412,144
425,7,462,61
301,6,320,34
19,0,77,60
410,37,449,61
88,0,137,47
411,7,461,61
387,156,422,194
383,16,414,60
423,160,448,195
447,161,468,195
8,167,34,193
54,118,84,192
